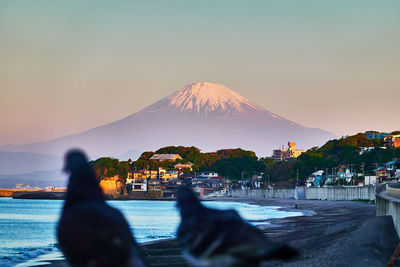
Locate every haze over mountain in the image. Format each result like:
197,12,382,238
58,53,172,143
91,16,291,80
1,82,336,162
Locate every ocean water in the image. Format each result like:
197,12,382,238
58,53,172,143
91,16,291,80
0,198,303,266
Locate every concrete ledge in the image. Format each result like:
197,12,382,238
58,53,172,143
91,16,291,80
376,191,400,238
387,186,400,199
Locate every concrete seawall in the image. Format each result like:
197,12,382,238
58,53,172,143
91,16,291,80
305,186,375,201
228,188,296,199
376,186,400,237
12,191,66,199
228,186,375,201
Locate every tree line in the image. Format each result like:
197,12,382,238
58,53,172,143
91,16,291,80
90,131,400,185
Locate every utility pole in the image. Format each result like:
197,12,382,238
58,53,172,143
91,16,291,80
361,163,365,178
296,169,299,186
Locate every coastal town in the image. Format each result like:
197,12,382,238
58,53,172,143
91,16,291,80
2,2,399,266
4,131,399,201
90,131,400,200
2,134,400,267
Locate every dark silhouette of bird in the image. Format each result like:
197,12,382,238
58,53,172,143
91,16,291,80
57,149,145,267
176,186,298,267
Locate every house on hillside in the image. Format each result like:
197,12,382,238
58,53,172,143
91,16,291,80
150,154,183,162
127,170,157,181
160,171,179,180
359,147,375,155
383,135,400,148
272,142,305,161
364,131,388,140
174,162,194,171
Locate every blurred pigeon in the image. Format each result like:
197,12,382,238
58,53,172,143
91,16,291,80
57,149,145,267
176,186,298,267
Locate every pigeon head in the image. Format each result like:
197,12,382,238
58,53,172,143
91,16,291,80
176,186,203,213
64,149,90,174
63,149,104,208
63,149,98,190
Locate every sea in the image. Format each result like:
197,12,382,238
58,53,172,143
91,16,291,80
0,198,303,267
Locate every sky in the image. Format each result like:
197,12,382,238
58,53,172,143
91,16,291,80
1,0,399,147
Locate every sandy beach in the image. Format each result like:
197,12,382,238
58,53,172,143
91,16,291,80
20,198,399,267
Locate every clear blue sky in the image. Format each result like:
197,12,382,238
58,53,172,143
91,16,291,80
1,0,399,146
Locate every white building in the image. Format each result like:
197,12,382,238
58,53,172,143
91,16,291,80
364,176,376,186
126,178,147,191
197,171,219,178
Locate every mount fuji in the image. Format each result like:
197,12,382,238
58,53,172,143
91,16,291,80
1,82,336,161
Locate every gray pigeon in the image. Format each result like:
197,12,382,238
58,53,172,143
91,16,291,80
176,186,298,267
57,149,145,267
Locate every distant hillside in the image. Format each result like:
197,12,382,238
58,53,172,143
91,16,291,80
91,146,265,181
0,151,63,175
266,132,400,184
0,169,67,189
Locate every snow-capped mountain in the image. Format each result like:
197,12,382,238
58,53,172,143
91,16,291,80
143,82,282,119
1,82,336,162
166,82,259,113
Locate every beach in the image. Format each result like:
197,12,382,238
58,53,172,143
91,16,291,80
18,198,399,267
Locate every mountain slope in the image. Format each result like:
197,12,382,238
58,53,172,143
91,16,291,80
1,82,336,159
0,151,62,175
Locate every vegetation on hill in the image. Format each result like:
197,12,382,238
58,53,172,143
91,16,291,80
265,132,400,185
90,158,131,182
134,146,264,180
91,146,265,181
91,131,399,184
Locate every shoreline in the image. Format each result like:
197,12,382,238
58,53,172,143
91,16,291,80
14,197,400,266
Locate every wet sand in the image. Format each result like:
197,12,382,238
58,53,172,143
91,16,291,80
24,198,399,267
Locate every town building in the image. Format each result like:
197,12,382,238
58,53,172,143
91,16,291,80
272,142,305,161
364,176,377,186
383,135,400,148
197,171,219,178
174,162,194,171
374,160,399,182
306,170,325,187
127,170,157,181
126,179,147,192
192,178,225,196
147,179,163,191
359,147,375,155
364,131,388,140
160,171,179,180
149,154,183,162
376,167,389,182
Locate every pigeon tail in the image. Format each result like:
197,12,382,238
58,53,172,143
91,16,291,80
266,244,299,260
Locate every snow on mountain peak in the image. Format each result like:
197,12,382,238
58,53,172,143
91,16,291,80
167,82,260,113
